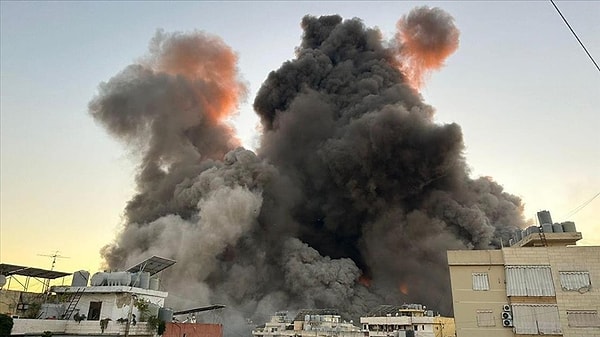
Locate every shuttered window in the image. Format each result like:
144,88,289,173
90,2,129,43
472,273,490,291
512,304,561,335
559,271,591,291
505,265,555,296
567,311,600,327
476,310,495,327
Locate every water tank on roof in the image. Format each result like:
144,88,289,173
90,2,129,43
159,307,173,322
141,272,150,288
149,276,160,290
537,210,553,225
526,226,540,236
541,224,553,233
131,272,150,289
71,270,89,287
562,221,577,232
91,272,108,286
552,223,564,233
106,272,131,286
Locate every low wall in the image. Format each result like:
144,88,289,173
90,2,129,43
11,318,153,336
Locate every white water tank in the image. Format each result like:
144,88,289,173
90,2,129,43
131,271,151,289
139,272,150,289
149,277,160,290
106,272,132,286
91,272,108,286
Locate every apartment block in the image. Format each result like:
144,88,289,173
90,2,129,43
447,218,600,337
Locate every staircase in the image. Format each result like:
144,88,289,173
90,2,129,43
62,288,85,320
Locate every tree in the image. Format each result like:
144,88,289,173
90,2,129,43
0,314,14,337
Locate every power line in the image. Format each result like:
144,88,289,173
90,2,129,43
563,191,600,219
549,0,600,73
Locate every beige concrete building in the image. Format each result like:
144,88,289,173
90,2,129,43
447,225,600,337
360,304,455,337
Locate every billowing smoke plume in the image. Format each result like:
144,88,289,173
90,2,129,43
90,8,524,336
396,6,460,88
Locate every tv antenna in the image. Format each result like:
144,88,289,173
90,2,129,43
38,251,70,271
38,251,70,292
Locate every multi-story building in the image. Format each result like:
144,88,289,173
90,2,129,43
447,213,600,337
360,304,455,337
252,309,363,337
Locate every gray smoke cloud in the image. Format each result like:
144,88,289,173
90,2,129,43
90,8,525,336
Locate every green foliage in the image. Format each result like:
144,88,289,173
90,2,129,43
42,331,52,337
134,298,149,318
100,318,110,333
145,315,166,335
73,313,86,323
0,314,14,336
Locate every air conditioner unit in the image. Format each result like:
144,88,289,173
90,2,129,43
501,312,512,320
502,319,513,327
502,304,511,312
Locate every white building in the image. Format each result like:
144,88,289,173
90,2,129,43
252,309,364,337
6,256,176,336
360,304,455,337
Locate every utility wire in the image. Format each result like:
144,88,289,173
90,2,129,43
563,191,600,219
550,0,600,73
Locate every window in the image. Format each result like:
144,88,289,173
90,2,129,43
567,311,600,327
512,304,561,334
472,272,490,291
559,271,591,291
505,265,555,296
87,301,102,321
476,310,495,327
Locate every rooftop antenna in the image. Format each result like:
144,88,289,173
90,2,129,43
38,251,70,292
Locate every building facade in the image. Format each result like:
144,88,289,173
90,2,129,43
447,230,600,337
252,309,363,337
360,304,455,337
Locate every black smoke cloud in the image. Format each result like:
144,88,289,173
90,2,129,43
90,7,525,335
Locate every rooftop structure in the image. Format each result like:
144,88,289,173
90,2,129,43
1,256,223,337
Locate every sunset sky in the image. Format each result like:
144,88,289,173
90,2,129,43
1,1,598,290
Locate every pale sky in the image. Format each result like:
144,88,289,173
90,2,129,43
1,1,598,290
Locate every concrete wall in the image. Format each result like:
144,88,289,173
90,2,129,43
448,250,513,337
71,291,165,322
433,316,456,337
10,318,153,336
547,246,599,337
162,323,223,337
0,290,21,316
448,245,600,337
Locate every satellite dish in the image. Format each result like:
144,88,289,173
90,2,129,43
0,274,6,288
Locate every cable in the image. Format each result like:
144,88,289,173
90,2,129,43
549,0,600,73
563,191,600,219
